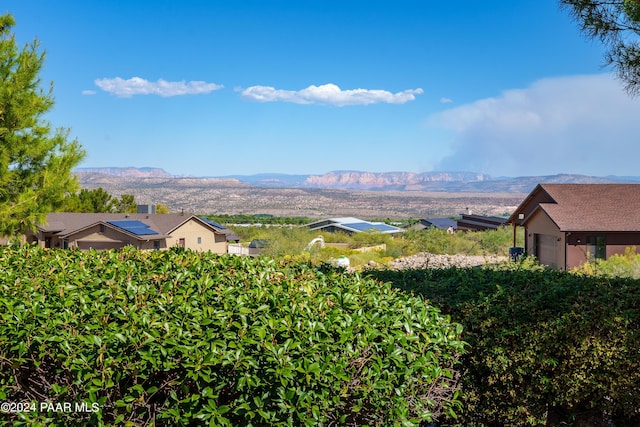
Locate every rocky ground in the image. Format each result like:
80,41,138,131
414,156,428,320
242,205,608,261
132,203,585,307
391,252,508,270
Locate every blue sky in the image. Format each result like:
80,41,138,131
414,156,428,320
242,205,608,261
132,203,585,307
5,1,640,177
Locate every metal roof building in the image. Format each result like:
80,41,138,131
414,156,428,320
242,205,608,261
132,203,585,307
307,217,404,235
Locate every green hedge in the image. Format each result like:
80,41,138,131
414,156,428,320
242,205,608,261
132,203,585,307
367,262,640,426
0,246,464,426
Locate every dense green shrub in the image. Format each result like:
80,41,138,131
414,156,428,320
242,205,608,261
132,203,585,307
0,245,464,426
366,262,640,426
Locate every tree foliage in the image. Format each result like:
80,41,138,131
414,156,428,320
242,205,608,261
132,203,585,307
155,203,170,214
0,14,85,238
561,0,640,95
60,188,137,213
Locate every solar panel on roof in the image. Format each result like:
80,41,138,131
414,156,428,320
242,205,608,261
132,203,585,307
343,222,398,232
199,217,227,229
107,220,159,236
370,224,398,232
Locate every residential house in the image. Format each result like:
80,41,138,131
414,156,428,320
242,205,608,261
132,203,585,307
27,212,239,253
508,183,640,270
410,217,457,231
456,214,508,231
307,217,404,235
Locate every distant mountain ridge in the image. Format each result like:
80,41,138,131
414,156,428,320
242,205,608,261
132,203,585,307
74,167,640,193
225,170,634,192
75,167,174,178
303,170,491,190
224,170,491,189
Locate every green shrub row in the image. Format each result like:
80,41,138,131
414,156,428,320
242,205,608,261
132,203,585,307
0,246,465,426
366,261,640,426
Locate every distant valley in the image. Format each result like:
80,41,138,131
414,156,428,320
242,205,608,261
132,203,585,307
72,167,639,218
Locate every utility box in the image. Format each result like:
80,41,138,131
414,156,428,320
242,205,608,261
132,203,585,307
509,247,525,261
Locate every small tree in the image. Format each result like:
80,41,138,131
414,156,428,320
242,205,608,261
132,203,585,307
111,193,136,213
60,189,137,213
155,204,170,214
561,0,640,95
0,14,85,238
61,188,113,213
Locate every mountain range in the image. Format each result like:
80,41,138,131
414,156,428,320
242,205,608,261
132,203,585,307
73,167,640,193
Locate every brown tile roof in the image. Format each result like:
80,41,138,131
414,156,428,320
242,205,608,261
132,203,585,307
521,184,640,232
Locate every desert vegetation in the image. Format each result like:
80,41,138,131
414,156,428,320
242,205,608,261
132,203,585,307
225,223,522,268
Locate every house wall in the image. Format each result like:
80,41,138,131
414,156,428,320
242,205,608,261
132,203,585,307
513,190,555,227
166,220,227,253
63,224,134,250
565,231,640,270
524,209,565,269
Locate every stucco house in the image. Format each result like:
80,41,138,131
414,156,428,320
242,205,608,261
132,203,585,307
25,212,238,253
456,214,508,231
508,184,640,270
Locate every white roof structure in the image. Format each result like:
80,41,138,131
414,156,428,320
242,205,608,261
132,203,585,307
307,217,404,235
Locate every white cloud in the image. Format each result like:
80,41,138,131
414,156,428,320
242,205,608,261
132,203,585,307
440,97,453,104
428,74,640,177
94,77,224,98
240,83,423,106
82,90,96,95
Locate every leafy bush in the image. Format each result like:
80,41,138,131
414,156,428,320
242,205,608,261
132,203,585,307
366,262,640,426
0,245,465,426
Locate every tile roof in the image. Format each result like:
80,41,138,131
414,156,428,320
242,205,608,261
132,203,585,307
515,184,640,232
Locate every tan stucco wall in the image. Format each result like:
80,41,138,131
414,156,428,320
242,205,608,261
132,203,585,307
166,220,227,254
65,224,132,250
61,225,164,251
525,209,565,269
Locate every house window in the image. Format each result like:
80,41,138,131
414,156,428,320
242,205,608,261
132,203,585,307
586,236,606,260
197,237,202,244
99,224,105,233
178,238,185,248
153,240,160,250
